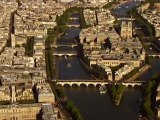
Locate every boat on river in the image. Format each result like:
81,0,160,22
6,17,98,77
64,56,67,59
99,86,107,94
67,63,71,67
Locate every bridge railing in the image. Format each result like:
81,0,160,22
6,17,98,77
55,80,146,83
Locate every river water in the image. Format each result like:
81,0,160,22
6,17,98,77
54,1,160,120
65,87,142,120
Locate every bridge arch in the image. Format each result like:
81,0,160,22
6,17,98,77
79,83,87,87
134,84,141,88
150,55,155,58
95,83,102,88
149,55,160,58
123,83,135,87
72,83,79,87
55,80,145,88
56,84,63,88
87,83,95,88
155,56,160,58
63,83,72,87
127,84,134,88
88,83,96,87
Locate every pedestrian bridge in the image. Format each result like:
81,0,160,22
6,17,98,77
53,51,77,57
55,80,146,87
52,44,77,48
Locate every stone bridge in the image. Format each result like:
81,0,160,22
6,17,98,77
69,17,79,20
148,53,160,58
53,51,77,57
51,44,77,48
67,24,80,27
55,80,146,87
117,17,135,21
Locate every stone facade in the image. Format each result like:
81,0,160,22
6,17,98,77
115,64,134,81
121,21,132,39
0,103,41,120
36,83,55,104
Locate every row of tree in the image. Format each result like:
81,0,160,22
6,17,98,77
65,101,83,120
142,74,160,120
25,36,34,57
45,8,72,79
128,8,155,38
109,84,126,105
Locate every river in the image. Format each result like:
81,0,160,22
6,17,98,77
54,1,160,120
65,87,142,120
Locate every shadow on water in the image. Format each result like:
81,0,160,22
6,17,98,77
56,56,94,80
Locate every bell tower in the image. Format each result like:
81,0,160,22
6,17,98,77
11,85,16,103
121,21,133,39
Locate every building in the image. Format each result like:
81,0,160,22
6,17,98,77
121,21,133,39
14,1,65,37
0,86,10,101
138,3,150,13
11,34,27,46
139,3,160,38
0,103,42,120
115,64,134,81
36,83,55,104
42,103,59,120
83,9,97,26
0,84,34,103
79,16,145,81
96,9,115,25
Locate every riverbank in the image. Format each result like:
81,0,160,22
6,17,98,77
45,7,79,79
127,5,155,38
103,1,120,9
49,80,83,120
141,73,160,120
78,58,100,80
46,6,86,120
127,64,151,81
